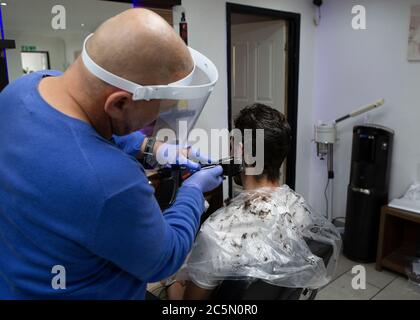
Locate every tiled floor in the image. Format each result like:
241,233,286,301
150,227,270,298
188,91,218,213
316,254,420,300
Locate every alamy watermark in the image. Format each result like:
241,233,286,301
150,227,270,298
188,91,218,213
351,265,366,290
155,121,266,176
51,5,66,30
352,5,367,30
51,265,66,290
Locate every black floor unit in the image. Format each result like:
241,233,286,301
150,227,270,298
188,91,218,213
343,125,394,263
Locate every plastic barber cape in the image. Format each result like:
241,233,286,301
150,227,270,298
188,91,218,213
178,186,342,289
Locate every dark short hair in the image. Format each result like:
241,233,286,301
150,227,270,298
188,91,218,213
234,103,292,182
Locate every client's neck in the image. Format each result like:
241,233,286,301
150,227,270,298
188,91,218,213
242,175,280,191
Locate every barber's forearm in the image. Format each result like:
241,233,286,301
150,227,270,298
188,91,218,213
161,186,205,246
144,186,205,283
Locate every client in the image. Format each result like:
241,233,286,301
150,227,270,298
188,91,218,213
169,103,341,300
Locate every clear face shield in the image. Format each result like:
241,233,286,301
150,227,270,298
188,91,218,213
151,57,216,145
81,33,218,145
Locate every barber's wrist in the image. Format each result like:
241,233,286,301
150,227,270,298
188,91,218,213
141,137,166,168
181,182,203,193
153,140,164,155
140,138,149,155
179,185,206,212
141,137,156,168
140,137,163,155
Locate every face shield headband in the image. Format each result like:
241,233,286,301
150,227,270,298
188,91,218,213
81,33,218,102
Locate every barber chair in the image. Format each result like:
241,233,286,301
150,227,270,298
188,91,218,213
211,239,334,300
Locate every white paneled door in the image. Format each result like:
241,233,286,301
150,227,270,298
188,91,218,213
231,20,286,120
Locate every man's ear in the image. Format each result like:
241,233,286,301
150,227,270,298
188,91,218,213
233,142,244,160
240,142,244,156
103,91,132,120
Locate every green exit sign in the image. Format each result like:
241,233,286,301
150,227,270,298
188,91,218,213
21,45,37,52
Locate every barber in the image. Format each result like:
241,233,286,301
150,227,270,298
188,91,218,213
0,9,222,299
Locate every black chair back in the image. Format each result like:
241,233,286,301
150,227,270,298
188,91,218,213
211,239,334,300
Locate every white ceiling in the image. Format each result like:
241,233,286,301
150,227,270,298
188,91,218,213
2,0,131,36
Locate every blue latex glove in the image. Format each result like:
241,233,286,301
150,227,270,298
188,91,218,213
156,144,213,172
183,165,224,193
112,132,146,157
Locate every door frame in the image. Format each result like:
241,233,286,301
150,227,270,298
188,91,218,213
226,2,300,197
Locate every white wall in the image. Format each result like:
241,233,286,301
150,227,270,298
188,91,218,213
181,0,318,200
309,0,420,218
63,33,89,68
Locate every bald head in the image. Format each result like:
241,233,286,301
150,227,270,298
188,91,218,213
85,8,193,87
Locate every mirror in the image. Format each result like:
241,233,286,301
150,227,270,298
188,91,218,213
21,51,50,74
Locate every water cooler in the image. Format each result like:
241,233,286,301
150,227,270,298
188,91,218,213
343,125,394,262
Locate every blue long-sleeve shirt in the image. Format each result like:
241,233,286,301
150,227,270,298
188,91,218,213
0,71,204,299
